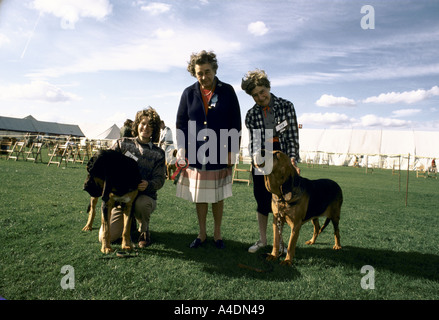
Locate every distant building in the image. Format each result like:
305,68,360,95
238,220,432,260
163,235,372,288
0,115,85,137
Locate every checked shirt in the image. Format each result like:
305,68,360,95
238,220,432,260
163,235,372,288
245,93,300,162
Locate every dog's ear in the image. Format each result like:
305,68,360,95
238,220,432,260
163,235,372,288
283,191,292,202
83,176,103,197
281,175,293,200
86,155,97,173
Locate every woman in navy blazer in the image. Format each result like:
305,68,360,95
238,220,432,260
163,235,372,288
176,50,241,249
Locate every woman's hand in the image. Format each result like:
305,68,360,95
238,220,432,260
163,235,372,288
138,180,148,191
291,158,300,175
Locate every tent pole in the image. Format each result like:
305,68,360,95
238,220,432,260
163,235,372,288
399,155,401,192
405,153,410,207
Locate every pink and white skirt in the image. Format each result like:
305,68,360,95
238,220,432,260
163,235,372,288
176,166,233,203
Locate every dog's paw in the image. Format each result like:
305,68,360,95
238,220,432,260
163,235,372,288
280,259,292,266
333,244,342,250
82,225,92,231
266,254,278,262
101,246,114,254
305,240,315,245
122,243,133,252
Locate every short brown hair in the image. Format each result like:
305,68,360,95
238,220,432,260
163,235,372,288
241,69,271,95
187,50,218,77
132,107,162,143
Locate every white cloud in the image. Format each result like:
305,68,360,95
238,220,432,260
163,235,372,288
248,21,268,36
271,72,341,87
298,112,353,127
32,0,112,29
359,114,410,128
141,2,171,15
0,81,81,102
0,33,10,47
362,86,439,104
316,94,356,107
26,28,241,78
153,28,175,39
392,108,421,118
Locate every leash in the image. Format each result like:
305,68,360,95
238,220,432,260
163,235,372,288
276,213,285,259
172,157,189,184
238,253,274,273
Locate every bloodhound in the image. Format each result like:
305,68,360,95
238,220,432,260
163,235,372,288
264,150,343,266
83,150,141,254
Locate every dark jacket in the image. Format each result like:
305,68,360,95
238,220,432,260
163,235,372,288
176,77,242,170
112,138,165,200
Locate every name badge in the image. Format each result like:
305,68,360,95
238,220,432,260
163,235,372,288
209,94,218,108
124,150,138,162
275,120,288,133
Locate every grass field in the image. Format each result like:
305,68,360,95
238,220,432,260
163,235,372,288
0,152,438,301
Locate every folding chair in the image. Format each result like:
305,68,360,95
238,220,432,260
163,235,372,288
390,156,400,175
232,155,253,186
65,144,77,164
71,144,84,164
321,152,330,168
47,143,70,167
8,141,26,161
25,142,43,163
365,155,374,174
79,142,93,164
0,140,13,160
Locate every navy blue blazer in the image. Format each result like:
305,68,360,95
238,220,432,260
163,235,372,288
176,77,242,170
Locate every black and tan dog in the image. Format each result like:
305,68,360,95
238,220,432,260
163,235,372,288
263,150,343,266
83,150,141,254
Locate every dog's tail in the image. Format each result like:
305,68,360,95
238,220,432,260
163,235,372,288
319,218,331,234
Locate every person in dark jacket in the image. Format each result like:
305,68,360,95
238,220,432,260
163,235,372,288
176,50,241,249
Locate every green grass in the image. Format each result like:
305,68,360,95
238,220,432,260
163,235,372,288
0,155,438,300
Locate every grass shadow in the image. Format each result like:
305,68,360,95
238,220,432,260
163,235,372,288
77,226,439,283
138,231,302,281
132,231,439,283
296,245,439,282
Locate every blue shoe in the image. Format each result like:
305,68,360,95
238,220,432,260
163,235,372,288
190,238,205,248
214,239,225,249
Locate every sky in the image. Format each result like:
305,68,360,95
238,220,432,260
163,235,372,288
0,0,439,138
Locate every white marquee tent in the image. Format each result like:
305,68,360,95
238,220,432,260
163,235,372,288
93,124,120,140
299,129,439,170
164,126,438,171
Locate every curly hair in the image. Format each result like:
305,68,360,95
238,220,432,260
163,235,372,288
187,50,218,77
241,69,271,95
132,107,162,143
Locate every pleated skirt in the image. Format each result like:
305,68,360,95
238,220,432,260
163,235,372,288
176,166,233,203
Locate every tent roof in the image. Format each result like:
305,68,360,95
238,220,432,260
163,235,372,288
0,115,85,137
94,124,120,140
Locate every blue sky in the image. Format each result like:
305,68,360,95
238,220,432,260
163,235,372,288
0,0,438,137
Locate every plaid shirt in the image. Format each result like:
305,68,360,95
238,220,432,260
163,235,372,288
245,94,300,161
